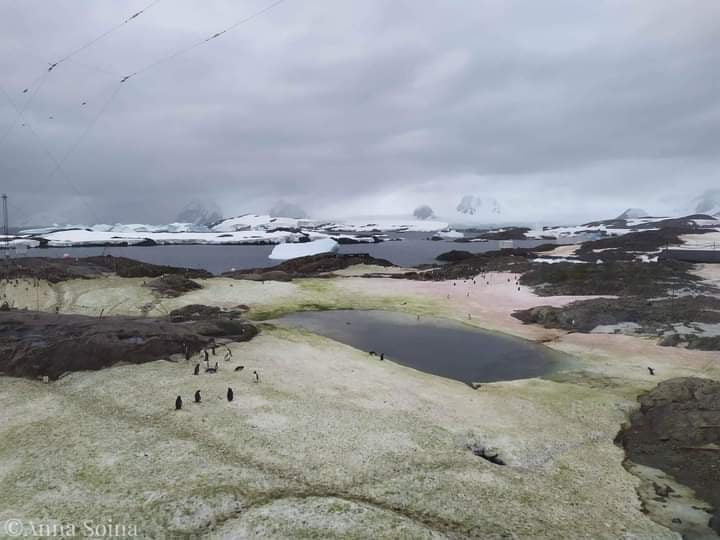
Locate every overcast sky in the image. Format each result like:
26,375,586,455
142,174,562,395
0,0,718,226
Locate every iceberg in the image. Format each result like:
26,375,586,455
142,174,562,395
269,238,339,260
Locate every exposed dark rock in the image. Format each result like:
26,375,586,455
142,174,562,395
616,377,720,534
436,250,475,262
169,304,228,322
466,442,506,465
575,227,713,262
686,335,720,351
223,253,395,281
658,333,683,347
519,260,703,297
476,227,530,240
401,249,535,281
232,271,293,282
0,310,257,380
512,295,720,340
332,236,381,245
145,274,202,297
0,256,211,283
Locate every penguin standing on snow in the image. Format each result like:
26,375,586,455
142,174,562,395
227,388,234,402
253,370,260,383
175,396,182,410
193,364,200,375
194,390,202,403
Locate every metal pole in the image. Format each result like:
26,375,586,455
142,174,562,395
1,194,8,257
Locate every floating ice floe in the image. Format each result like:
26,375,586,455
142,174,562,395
269,238,339,260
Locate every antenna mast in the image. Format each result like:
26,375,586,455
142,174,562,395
1,194,8,256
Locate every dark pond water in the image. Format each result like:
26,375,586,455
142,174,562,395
12,232,554,274
278,310,569,384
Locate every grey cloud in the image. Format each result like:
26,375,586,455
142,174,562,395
0,0,718,225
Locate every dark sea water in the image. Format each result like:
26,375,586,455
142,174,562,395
11,233,553,274
278,310,569,384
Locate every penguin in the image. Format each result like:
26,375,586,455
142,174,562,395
380,353,385,361
194,390,201,403
234,365,245,372
647,367,655,376
227,388,234,402
175,396,182,410
193,364,200,375
253,370,260,383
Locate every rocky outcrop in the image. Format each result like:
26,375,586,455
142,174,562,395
223,253,395,281
0,309,257,380
520,260,703,297
512,295,720,343
1,256,211,283
145,274,202,297
616,377,720,534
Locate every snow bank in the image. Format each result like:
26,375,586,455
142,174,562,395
532,257,588,264
269,238,338,260
38,228,305,247
212,214,317,232
326,219,450,233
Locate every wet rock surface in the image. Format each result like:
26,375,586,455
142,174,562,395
616,377,720,534
0,309,257,380
223,253,394,281
0,255,211,283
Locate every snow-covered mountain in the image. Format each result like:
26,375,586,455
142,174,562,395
175,200,223,227
694,190,720,217
211,214,315,232
455,195,501,216
413,205,435,220
268,201,307,219
616,208,650,220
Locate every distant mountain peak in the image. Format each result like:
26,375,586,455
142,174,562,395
616,208,650,220
269,200,307,219
413,205,435,220
175,200,223,226
694,190,720,217
456,195,501,216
